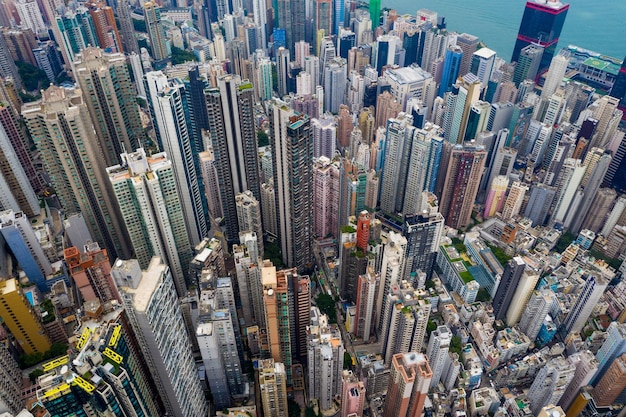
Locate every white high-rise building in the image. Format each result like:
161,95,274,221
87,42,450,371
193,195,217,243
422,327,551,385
15,0,45,33
519,289,554,341
501,181,528,221
108,149,192,297
235,191,264,258
307,310,345,412
563,274,608,334
145,71,206,245
259,359,288,417
558,350,598,411
540,52,569,100
470,47,496,88
527,356,575,415
312,115,337,159
112,258,208,417
506,269,540,326
375,232,407,331
427,325,451,388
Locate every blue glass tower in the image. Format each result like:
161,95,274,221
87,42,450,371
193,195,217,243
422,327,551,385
438,46,462,97
333,0,344,35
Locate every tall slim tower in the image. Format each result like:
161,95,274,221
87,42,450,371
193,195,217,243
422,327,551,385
527,356,575,415
258,359,288,417
369,0,380,30
0,278,51,355
591,353,626,407
269,100,313,270
107,149,193,298
438,144,487,229
427,325,451,388
383,352,432,417
205,74,261,245
74,47,145,166
22,86,131,261
145,71,206,244
492,257,526,320
511,0,569,72
86,1,122,53
562,274,608,335
112,258,208,417
144,2,169,61
117,0,139,54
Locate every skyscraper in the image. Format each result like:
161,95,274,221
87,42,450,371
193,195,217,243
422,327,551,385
492,257,526,321
518,289,554,341
0,278,51,355
591,353,626,407
258,359,288,417
144,1,169,61
383,352,432,417
23,86,131,261
527,356,575,415
145,71,206,245
86,1,122,53
341,370,366,417
117,0,139,54
506,268,540,326
427,325,451,388
107,149,193,298
268,100,314,270
562,274,608,335
313,157,340,238
0,342,22,416
513,44,544,86
369,0,380,30
74,48,145,166
511,0,569,72
205,74,261,245
112,258,208,417
64,243,120,304
438,144,487,229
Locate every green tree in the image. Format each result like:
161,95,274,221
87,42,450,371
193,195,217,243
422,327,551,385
315,293,337,323
132,18,146,32
449,335,463,358
29,368,44,383
16,61,49,91
170,46,197,65
305,407,319,417
475,287,491,302
343,352,353,370
288,398,301,417
257,130,269,147
426,319,437,337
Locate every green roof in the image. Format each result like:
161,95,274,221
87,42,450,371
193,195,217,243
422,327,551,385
582,57,620,75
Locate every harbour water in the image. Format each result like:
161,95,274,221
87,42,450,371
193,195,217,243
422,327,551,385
382,0,626,61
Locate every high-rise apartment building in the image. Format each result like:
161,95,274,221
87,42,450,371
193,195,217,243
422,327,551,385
313,156,340,239
527,356,575,415
439,144,487,229
307,310,345,412
15,0,45,34
383,352,432,417
341,370,366,417
502,181,529,220
506,268,540,326
268,100,314,270
23,86,131,261
205,74,261,245
86,1,122,53
0,278,51,355
117,0,139,54
484,176,509,218
64,243,120,304
0,342,22,415
312,114,337,159
235,190,264,258
519,289,554,341
107,149,192,297
144,2,169,61
511,0,569,72
593,322,626,385
145,71,206,245
427,325,451,388
562,274,608,335
492,257,526,321
559,350,598,411
112,258,208,417
258,359,288,417
74,48,145,166
54,6,99,64
591,353,626,407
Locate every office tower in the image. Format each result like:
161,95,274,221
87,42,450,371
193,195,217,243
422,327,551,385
205,74,261,245
427,325,451,388
591,353,626,407
313,157,340,238
324,57,347,113
383,352,432,417
511,0,569,72
492,257,526,320
581,188,616,234
268,100,313,270
117,0,138,54
438,45,462,97
527,356,575,415
567,152,611,234
403,194,444,281
74,48,144,166
470,47,496,88
86,1,122,53
355,270,378,341
558,351,598,411
113,258,208,417
610,55,626,108
438,144,487,229
373,34,399,75
590,95,622,149
593,322,626,386
307,311,344,411
380,283,431,365
501,181,528,220
23,86,131,261
464,100,491,142
484,176,509,218
456,33,479,76
519,289,554,341
275,47,290,97
341,370,365,417
0,278,51,354
0,343,22,415
312,115,336,159
562,274,608,335
262,262,294,384
540,52,569,101
0,123,39,217
524,184,556,226
369,0,380,30
146,72,206,244
258,359,288,417
274,0,304,54
235,191,264,258
108,149,192,297
506,268,540,325
446,73,482,144
143,2,168,61
64,243,119,303
513,44,543,86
